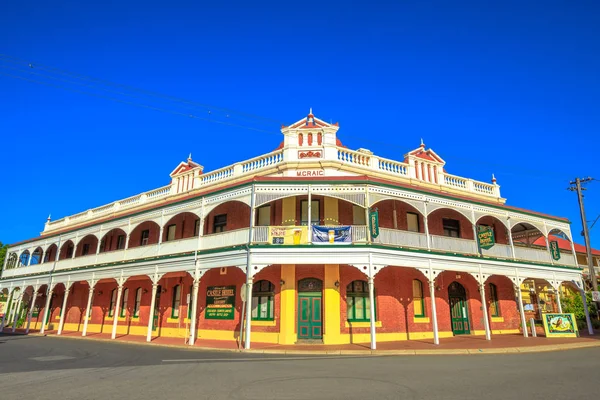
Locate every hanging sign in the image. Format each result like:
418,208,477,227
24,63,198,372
369,208,380,239
477,226,495,250
550,241,561,261
542,313,578,338
205,286,236,320
268,226,307,245
312,225,352,244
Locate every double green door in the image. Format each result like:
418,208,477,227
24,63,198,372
449,296,470,335
298,293,322,340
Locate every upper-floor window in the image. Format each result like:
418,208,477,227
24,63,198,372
166,224,177,241
407,212,420,232
140,230,150,246
443,218,460,238
301,200,320,226
66,245,74,258
353,205,366,225
82,243,90,256
213,214,227,233
257,205,271,226
194,219,200,236
117,235,126,250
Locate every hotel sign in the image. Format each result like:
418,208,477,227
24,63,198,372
205,286,236,320
477,226,495,250
550,241,561,261
296,170,325,177
369,208,380,239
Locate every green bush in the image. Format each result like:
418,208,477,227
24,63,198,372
561,291,597,320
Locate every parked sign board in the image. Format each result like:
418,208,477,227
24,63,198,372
542,313,578,338
205,286,236,320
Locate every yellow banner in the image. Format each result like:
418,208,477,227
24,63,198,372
268,226,308,245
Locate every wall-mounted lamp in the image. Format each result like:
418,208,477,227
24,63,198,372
97,291,103,296
143,289,149,294
334,280,340,288
280,280,285,286
436,286,441,291
161,288,167,294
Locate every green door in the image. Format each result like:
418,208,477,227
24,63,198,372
152,285,161,331
298,293,322,340
448,282,470,335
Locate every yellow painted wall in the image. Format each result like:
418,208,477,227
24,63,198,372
324,197,339,225
282,197,296,225
279,264,297,344
323,264,343,345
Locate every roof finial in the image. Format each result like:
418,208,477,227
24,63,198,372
309,107,313,116
46,214,51,223
492,173,497,184
420,138,425,148
187,153,192,162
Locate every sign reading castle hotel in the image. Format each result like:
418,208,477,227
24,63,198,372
0,110,584,351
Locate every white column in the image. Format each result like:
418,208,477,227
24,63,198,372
111,284,123,339
570,241,579,267
556,285,563,313
368,276,376,350
11,293,23,333
307,185,312,243
423,202,431,250
429,279,439,345
189,279,200,346
515,284,528,338
0,290,11,331
25,289,38,334
543,231,554,265
39,288,53,335
479,282,491,341
57,285,71,335
146,283,158,342
244,280,253,349
507,218,516,260
82,285,95,337
6,293,16,325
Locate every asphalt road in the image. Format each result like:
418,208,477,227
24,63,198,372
0,334,597,400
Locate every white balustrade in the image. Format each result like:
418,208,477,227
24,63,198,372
241,150,283,174
253,226,269,243
430,235,478,254
351,225,368,243
337,148,372,167
200,166,235,185
158,237,199,256
374,228,428,248
200,228,250,250
472,181,495,196
146,186,171,199
513,246,552,264
481,243,513,259
377,157,409,176
443,173,468,189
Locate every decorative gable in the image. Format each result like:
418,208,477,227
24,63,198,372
170,154,203,194
403,140,446,184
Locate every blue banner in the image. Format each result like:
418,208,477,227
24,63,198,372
312,226,352,244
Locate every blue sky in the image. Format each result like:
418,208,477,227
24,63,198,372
1,1,599,248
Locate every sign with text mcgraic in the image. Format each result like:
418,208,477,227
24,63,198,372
542,313,578,338
550,241,561,261
369,209,380,239
477,225,495,250
205,286,236,320
312,226,352,244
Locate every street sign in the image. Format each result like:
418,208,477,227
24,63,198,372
592,291,600,302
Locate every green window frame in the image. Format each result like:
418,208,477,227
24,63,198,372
133,288,142,318
251,280,275,321
120,288,129,318
346,280,375,322
108,289,117,317
187,285,193,319
171,285,181,319
412,279,426,317
489,283,500,317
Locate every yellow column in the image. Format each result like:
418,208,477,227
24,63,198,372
279,264,297,344
324,197,339,225
282,197,296,226
323,264,343,344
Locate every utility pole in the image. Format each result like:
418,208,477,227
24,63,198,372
568,177,598,297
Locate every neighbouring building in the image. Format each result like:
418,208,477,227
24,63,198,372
0,111,593,348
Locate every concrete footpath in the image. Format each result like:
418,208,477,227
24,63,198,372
13,328,600,355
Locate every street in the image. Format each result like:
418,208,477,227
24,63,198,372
0,333,597,399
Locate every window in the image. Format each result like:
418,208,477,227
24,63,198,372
353,205,366,225
117,235,126,250
109,289,117,317
166,224,177,242
443,218,460,238
213,214,227,233
257,205,271,226
66,245,74,258
489,283,500,317
301,200,319,226
346,280,373,322
188,284,193,319
140,230,150,246
82,243,90,256
407,212,420,232
99,239,106,252
171,285,181,319
412,279,425,317
251,280,275,320
133,288,142,317
194,219,200,236
120,288,129,318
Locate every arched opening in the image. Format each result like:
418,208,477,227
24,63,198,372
76,235,99,258
58,240,75,260
128,221,160,249
476,216,511,258
519,278,558,321
162,212,200,242
371,199,426,247
203,201,251,235
31,247,43,265
6,253,18,269
44,244,58,263
99,228,127,253
19,250,31,267
428,208,474,240
542,228,578,266
511,223,549,263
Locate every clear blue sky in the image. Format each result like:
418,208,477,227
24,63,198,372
1,1,599,248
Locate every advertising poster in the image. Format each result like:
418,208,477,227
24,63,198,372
268,226,308,245
312,225,352,244
542,313,578,338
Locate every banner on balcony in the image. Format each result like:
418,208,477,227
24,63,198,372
369,209,380,239
550,241,561,261
542,313,578,338
205,286,235,320
477,226,495,250
312,225,352,244
268,226,308,245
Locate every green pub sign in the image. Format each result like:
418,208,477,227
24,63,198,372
477,225,495,250
550,241,561,261
205,286,236,320
369,208,380,239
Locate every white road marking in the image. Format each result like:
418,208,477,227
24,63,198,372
162,355,364,362
29,355,75,362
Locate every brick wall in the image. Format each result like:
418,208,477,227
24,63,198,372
428,209,474,239
128,221,160,248
204,201,250,234
374,200,425,233
162,212,200,241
